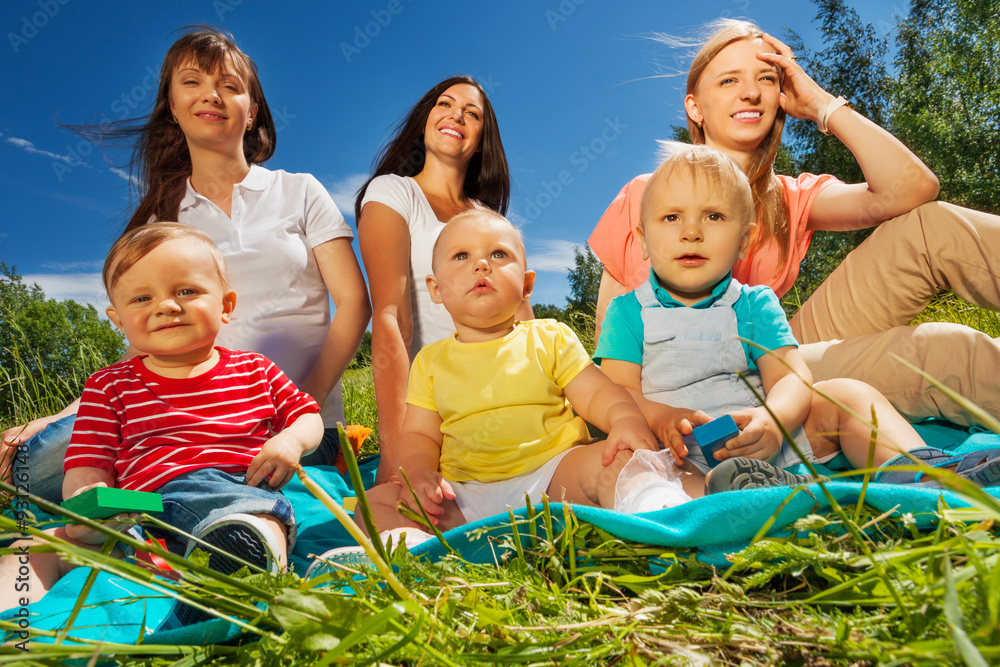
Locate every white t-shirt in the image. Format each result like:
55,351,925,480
360,174,460,357
177,165,353,426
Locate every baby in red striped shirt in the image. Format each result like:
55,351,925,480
5,223,323,622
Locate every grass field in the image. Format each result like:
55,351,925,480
1,297,999,665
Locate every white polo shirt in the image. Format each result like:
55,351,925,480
177,165,354,426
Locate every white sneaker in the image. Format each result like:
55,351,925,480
187,512,282,575
305,545,371,579
379,527,434,549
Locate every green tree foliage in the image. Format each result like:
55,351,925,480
529,246,603,352
893,0,1000,213
1,263,126,423
565,246,602,317
349,330,372,369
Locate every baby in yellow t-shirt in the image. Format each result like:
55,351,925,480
367,209,667,531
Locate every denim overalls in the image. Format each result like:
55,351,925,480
637,278,810,472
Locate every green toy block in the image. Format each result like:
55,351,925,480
61,487,163,519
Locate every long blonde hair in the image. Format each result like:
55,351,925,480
686,19,790,268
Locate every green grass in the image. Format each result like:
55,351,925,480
2,300,1000,665
911,291,1000,337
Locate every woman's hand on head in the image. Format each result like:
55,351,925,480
757,33,835,123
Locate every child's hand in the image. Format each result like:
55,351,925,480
63,482,139,545
721,407,784,463
650,407,711,465
400,468,456,526
248,432,307,489
601,416,659,466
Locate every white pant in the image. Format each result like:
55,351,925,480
449,448,574,523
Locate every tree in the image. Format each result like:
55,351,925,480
566,246,603,317
893,0,1000,213
1,264,126,422
349,330,372,369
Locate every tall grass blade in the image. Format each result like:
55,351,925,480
943,554,989,667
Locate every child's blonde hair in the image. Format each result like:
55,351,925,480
431,209,527,272
103,222,229,299
642,142,755,232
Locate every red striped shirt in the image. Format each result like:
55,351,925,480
65,348,320,492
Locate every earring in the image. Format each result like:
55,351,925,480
697,121,703,129
170,114,178,124
246,118,253,131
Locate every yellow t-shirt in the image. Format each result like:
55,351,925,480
406,320,592,482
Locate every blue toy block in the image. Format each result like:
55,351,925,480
682,415,740,469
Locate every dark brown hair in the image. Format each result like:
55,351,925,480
77,27,276,233
354,75,510,219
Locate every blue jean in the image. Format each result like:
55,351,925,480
146,468,296,555
18,414,74,505
20,416,337,507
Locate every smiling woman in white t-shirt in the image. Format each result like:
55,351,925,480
354,75,532,487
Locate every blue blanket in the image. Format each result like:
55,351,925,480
4,429,998,647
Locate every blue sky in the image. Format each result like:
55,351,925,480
0,0,907,314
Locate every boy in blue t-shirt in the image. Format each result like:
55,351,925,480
597,144,999,491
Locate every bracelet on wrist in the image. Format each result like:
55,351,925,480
816,96,850,135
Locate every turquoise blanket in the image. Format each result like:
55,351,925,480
4,429,998,647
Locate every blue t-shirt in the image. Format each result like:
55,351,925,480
594,270,798,371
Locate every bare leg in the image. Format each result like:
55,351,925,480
254,514,289,568
548,443,707,508
0,526,122,609
803,378,925,468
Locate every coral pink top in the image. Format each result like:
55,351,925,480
588,172,840,297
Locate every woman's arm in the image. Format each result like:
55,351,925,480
759,34,939,231
358,201,415,484
297,238,372,410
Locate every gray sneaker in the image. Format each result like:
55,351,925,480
706,458,825,494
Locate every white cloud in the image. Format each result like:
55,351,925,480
39,260,104,272
22,273,109,315
109,167,138,185
527,239,580,273
324,173,369,218
4,136,77,164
